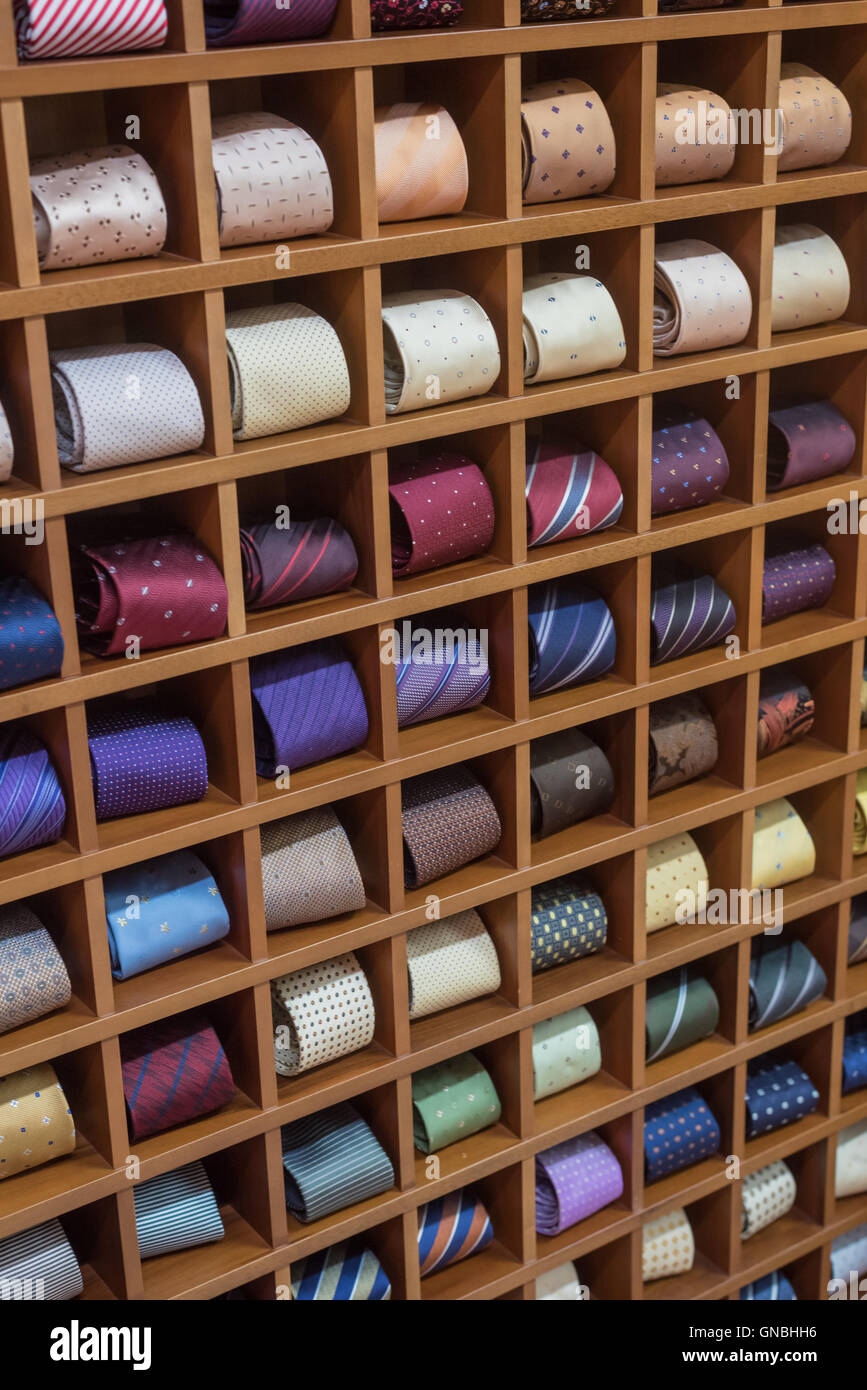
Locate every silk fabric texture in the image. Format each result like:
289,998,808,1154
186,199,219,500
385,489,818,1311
653,238,752,355
741,1271,797,1302
646,968,720,1063
650,405,730,515
535,1131,623,1234
536,1262,582,1300
642,1208,695,1281
372,0,462,26
15,0,167,59
531,875,607,973
280,1101,394,1223
272,952,375,1077
120,1011,234,1140
778,65,852,174
205,0,337,45
0,726,66,860
260,806,365,932
526,436,623,544
30,145,166,271
766,399,856,490
523,273,626,385
225,303,351,440
528,577,616,694
0,902,71,1034
86,703,207,820
401,764,502,888
762,539,835,623
394,615,490,727
655,85,735,187
649,693,718,796
0,402,13,482
830,1224,867,1282
650,561,736,664
406,909,501,1018
757,666,815,758
134,1160,224,1259
250,639,368,774
211,113,333,249
533,1004,601,1099
389,453,495,576
240,514,358,609
0,1219,82,1301
291,1241,391,1301
521,0,615,16
745,1055,819,1139
644,1086,721,1181
751,797,816,890
771,224,850,333
382,289,500,414
411,1051,501,1153
742,1160,796,1239
521,79,616,205
375,104,468,223
0,575,63,691
646,831,709,933
0,1062,75,1180
854,769,867,855
836,1119,867,1198
530,726,615,837
417,1189,492,1277
842,1016,867,1093
104,847,230,980
749,936,826,1031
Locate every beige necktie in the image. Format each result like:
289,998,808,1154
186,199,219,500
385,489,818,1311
225,303,351,440
0,1063,76,1181
532,1004,601,1100
642,1208,695,1281
655,85,735,187
752,797,816,889
521,78,616,205
536,1262,582,1300
30,144,167,271
260,807,366,933
272,951,375,1077
646,831,710,934
381,289,500,414
211,113,333,249
771,224,850,333
522,272,626,385
654,238,752,356
778,63,852,172
374,103,468,223
741,1160,796,1239
406,909,501,1020
853,769,867,855
0,401,13,483
835,1120,867,1197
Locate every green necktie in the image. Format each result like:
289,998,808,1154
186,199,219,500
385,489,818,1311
411,1052,502,1154
646,968,720,1063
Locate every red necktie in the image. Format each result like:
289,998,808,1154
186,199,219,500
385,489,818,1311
120,1011,235,1140
389,454,495,578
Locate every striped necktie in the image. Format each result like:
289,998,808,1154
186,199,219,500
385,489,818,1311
740,1270,797,1301
644,1086,721,1182
14,0,167,58
291,1241,392,1301
748,937,827,1031
745,1055,819,1139
535,1132,623,1234
401,765,502,888
0,727,66,860
250,640,369,775
843,1018,867,1094
260,807,366,932
104,848,230,980
87,704,208,821
530,876,607,973
0,903,71,1035
395,616,490,727
120,1012,235,1141
205,0,336,44
757,667,814,758
525,437,623,545
650,562,736,664
134,1160,224,1260
412,1052,502,1154
0,577,63,692
767,399,855,490
374,103,468,224
528,578,616,694
417,1190,492,1278
280,1102,395,1223
530,727,615,837
240,515,358,610
646,968,720,1064
0,1218,82,1300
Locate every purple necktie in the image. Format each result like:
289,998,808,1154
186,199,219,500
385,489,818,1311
535,1131,624,1234
240,516,358,611
650,562,736,664
87,704,208,821
395,614,490,727
0,727,66,859
651,405,730,515
767,399,856,491
204,0,337,45
762,540,835,624
250,639,369,775
526,436,623,546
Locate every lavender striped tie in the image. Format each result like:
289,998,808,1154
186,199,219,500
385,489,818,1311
250,640,368,775
395,616,490,727
0,727,65,859
650,562,736,664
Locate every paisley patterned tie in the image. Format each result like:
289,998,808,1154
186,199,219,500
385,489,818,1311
372,0,462,27
757,667,815,758
648,693,718,796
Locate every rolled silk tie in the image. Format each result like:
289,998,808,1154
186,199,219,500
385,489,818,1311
280,1101,394,1223
411,1052,502,1154
842,1018,867,1094
225,304,351,441
0,727,66,860
382,289,500,414
14,0,167,59
862,670,867,728
644,1086,721,1182
533,1004,602,1100
394,616,490,728
650,562,736,664
762,539,835,623
87,704,208,821
528,578,616,695
854,769,867,856
120,1012,235,1141
0,576,63,691
0,903,71,1035
374,104,468,224
642,1209,695,1282
650,405,730,515
389,453,495,577
771,224,850,333
372,0,462,26
406,910,501,1019
249,639,369,775
649,694,718,796
401,764,502,889
291,1241,392,1301
260,807,365,932
272,952,375,1078
653,238,752,356
104,848,230,980
751,797,816,891
749,936,827,1031
30,146,166,272
767,400,856,491
0,1219,82,1301
757,667,815,758
536,1263,582,1300
417,1190,493,1278
836,1120,867,1198
850,896,867,964
526,436,623,545
211,113,333,249
522,273,626,385
205,0,337,45
830,1224,867,1282
745,1055,819,1139
134,1160,224,1260
655,85,735,187
0,1063,75,1180
531,875,607,973
740,1271,797,1301
646,968,720,1064
240,515,358,610
646,831,709,933
742,1160,796,1240
659,0,737,7
520,79,616,206
521,0,616,16
535,1132,623,1234
529,727,615,838
0,402,13,483
778,64,852,173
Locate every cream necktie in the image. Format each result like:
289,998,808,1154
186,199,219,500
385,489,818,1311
272,951,375,1077
0,401,13,483
521,78,616,205
536,1261,582,1300
374,103,468,223
646,831,710,933
225,303,351,440
211,112,333,248
642,1208,695,1281
654,238,752,355
778,64,852,172
260,807,366,932
532,1004,601,1100
522,272,626,384
771,224,850,333
835,1119,867,1197
30,144,167,271
381,289,500,414
655,85,735,187
741,1160,796,1239
406,909,501,1019
853,769,867,854
0,1063,76,1180
751,797,816,890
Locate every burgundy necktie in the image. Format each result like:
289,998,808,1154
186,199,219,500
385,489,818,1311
371,0,462,27
240,516,358,610
526,437,623,546
757,667,815,758
402,765,502,888
767,400,856,491
651,405,730,515
762,540,835,623
120,1011,235,1141
389,454,495,578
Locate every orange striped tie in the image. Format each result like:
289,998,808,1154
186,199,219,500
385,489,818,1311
374,102,468,223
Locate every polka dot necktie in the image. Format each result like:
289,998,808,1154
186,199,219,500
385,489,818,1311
388,453,495,578
644,1086,721,1183
86,703,208,821
535,1131,623,1234
0,576,63,692
745,1055,820,1139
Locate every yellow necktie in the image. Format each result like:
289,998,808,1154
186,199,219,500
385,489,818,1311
0,1063,76,1181
751,797,816,889
646,832,709,933
854,770,867,855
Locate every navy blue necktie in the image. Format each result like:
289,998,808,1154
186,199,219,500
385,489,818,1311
528,578,616,695
740,1271,797,1301
0,577,63,691
651,561,736,664
745,1055,819,1138
644,1086,721,1182
843,1016,867,1095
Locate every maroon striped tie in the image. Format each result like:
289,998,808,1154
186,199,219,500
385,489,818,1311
120,1011,235,1141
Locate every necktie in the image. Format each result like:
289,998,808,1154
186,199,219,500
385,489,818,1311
205,0,337,44
655,86,735,187
260,807,365,932
412,1052,502,1154
401,765,502,889
862,668,867,727
382,290,501,414
646,832,710,933
762,540,835,623
389,453,495,577
836,1120,867,1198
521,0,615,16
778,64,852,172
742,1162,796,1240
650,405,730,514
649,694,718,796
0,403,12,483
417,1190,492,1277
535,1132,623,1234
212,113,333,249
372,0,462,27
87,704,208,821
249,639,369,775
528,578,616,694
225,304,351,441
740,1271,797,1301
644,1087,721,1182
749,937,826,1031
531,875,607,973
374,104,468,223
0,1063,75,1180
73,531,228,655
745,1055,819,1139
752,797,816,890
526,436,623,545
757,667,814,758
406,910,501,1019
291,1241,392,1301
30,146,166,272
659,0,737,7
51,343,204,474
767,399,856,490
650,561,736,664
0,902,71,1035
0,1219,82,1300
14,0,167,58
134,1160,224,1259
646,968,719,1064
280,1101,394,1223
0,727,66,861
520,79,616,205
395,616,491,727
830,1224,867,1282
654,238,752,355
120,1012,235,1141
850,896,867,964
530,727,615,838
854,769,867,855
104,847,230,980
642,1209,695,1282
522,273,626,385
536,1262,582,1300
272,952,375,1077
0,576,63,691
843,1018,867,1093
772,224,850,332
533,1004,601,1099
240,515,358,610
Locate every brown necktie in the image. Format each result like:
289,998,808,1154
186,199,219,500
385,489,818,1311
649,694,718,796
260,806,366,931
0,1063,76,1181
401,765,502,888
374,103,468,223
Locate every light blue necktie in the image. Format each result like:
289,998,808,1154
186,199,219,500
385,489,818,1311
134,1160,224,1259
104,848,231,980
